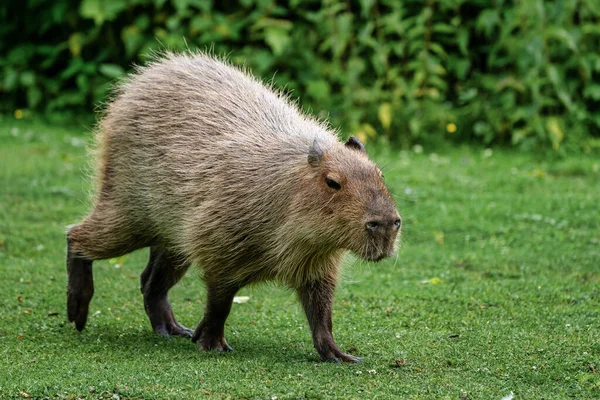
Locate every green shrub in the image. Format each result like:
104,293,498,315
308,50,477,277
1,0,599,151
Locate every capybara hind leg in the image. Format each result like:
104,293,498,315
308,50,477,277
141,247,192,337
66,237,94,331
67,206,148,331
192,282,239,351
297,279,363,363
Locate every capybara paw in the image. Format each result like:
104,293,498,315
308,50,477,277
153,322,193,338
192,326,233,352
339,353,363,363
173,324,194,338
319,348,363,363
197,335,234,352
66,242,93,332
67,287,93,331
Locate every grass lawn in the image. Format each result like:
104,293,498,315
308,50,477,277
1,116,599,399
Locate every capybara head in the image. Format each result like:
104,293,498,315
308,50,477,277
300,136,401,262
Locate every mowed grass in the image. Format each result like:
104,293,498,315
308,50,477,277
0,116,599,399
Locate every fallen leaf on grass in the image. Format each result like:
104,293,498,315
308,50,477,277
109,255,128,269
19,392,30,398
532,168,545,178
420,277,443,285
233,296,250,304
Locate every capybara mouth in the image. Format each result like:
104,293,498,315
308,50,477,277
357,235,399,262
359,247,395,262
358,217,401,262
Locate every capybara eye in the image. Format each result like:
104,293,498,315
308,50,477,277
325,177,341,190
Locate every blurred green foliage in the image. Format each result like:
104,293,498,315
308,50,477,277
1,0,599,151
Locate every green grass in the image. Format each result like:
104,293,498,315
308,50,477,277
1,116,599,399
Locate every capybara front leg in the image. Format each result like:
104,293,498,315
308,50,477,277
66,237,94,331
140,247,193,337
298,279,362,363
192,282,238,352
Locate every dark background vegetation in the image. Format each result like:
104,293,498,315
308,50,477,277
1,0,599,151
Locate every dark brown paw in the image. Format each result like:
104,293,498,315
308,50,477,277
192,324,233,352
66,248,94,332
317,344,363,363
154,322,193,338
322,353,363,363
340,353,363,363
67,286,93,331
196,334,234,352
144,296,192,338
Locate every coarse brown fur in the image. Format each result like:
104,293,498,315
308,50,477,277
66,52,401,362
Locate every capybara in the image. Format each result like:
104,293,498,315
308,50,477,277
67,52,401,362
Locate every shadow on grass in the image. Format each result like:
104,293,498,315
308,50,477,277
59,321,319,364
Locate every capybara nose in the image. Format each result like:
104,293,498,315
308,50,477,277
366,221,380,232
366,217,401,232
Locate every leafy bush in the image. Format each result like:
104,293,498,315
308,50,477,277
1,0,599,151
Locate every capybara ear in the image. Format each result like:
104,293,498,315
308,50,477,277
345,136,366,153
308,138,324,167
